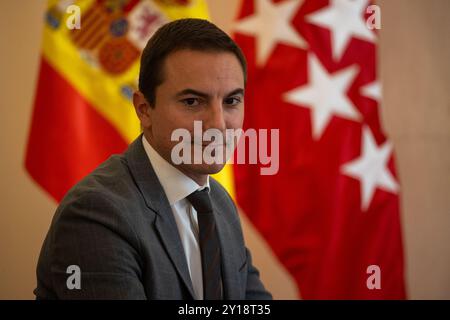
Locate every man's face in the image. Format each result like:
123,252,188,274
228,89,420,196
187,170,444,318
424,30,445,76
135,49,245,183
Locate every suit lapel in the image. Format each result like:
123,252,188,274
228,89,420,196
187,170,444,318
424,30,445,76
212,202,243,300
125,135,196,299
154,208,196,299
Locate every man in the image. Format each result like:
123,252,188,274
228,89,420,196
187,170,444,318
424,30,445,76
34,18,272,300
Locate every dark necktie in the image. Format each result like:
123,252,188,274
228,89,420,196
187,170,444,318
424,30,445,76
187,189,223,300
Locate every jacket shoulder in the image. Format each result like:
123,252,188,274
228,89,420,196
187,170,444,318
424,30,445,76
60,154,135,206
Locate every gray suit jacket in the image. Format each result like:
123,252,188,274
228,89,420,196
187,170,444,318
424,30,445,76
34,135,272,300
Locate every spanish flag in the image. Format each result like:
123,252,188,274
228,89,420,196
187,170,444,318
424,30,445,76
25,0,236,202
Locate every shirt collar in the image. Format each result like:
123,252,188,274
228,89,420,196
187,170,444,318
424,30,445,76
142,135,209,206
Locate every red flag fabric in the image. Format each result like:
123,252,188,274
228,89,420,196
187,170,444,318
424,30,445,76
232,0,406,299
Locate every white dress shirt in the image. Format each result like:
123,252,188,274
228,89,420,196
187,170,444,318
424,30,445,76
142,135,208,300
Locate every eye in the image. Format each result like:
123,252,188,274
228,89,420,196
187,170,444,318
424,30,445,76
181,97,200,107
224,96,242,107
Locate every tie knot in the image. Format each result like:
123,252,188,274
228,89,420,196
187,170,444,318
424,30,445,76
187,189,213,213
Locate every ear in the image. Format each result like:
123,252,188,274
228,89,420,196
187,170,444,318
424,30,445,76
133,91,152,129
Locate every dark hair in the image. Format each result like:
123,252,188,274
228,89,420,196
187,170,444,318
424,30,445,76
138,18,247,107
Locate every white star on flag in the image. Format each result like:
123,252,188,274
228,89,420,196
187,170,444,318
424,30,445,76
341,126,399,211
283,54,361,139
360,80,382,102
306,0,376,60
233,0,307,66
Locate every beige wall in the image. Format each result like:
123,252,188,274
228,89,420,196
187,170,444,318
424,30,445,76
378,0,450,299
0,0,449,299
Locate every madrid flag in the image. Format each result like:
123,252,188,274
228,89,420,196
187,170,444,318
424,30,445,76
232,0,406,299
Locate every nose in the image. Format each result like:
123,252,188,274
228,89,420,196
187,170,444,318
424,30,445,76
205,98,226,132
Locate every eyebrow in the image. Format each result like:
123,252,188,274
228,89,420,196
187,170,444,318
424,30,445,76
175,88,245,99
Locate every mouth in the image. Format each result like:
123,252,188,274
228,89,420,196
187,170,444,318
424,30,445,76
191,142,225,147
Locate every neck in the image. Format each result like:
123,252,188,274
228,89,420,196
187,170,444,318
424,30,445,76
143,131,208,187
177,168,208,187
